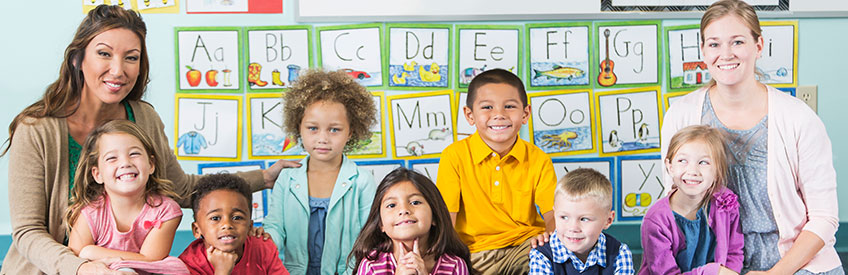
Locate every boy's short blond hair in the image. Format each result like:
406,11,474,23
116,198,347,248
555,168,613,210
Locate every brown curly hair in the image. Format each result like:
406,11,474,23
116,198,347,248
283,69,377,152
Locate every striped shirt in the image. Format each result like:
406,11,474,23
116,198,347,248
356,251,469,275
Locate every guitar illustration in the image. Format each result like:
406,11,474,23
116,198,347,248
598,29,617,87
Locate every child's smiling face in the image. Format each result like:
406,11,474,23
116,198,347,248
463,83,530,155
192,190,252,256
299,100,351,165
553,194,614,262
91,133,154,199
666,140,717,200
379,181,433,244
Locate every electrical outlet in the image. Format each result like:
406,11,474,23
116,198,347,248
796,85,817,113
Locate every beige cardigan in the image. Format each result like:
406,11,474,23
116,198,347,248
1,101,264,275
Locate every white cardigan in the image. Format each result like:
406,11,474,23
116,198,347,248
660,85,840,272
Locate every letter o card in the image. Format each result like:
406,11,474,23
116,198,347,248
528,89,596,156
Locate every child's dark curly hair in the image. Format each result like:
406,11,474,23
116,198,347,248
190,173,253,220
283,69,377,152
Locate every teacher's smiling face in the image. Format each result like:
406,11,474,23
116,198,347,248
80,28,141,105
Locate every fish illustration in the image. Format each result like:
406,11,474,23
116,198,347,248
533,65,584,80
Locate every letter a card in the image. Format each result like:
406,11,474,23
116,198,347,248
386,24,452,90
174,94,242,161
594,21,660,89
665,24,707,92
526,22,593,90
246,93,306,159
176,27,243,93
617,155,664,220
455,25,522,88
595,87,662,157
317,24,385,88
528,89,596,156
245,26,312,92
387,90,455,160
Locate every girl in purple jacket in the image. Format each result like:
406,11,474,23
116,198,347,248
640,125,743,275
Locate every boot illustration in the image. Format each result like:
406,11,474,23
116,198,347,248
272,69,284,86
248,63,268,87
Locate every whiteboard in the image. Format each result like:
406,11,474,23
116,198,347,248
296,0,848,22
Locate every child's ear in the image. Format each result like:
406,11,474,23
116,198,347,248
148,155,156,174
91,166,103,184
521,104,531,124
191,222,203,239
463,105,475,126
604,210,615,230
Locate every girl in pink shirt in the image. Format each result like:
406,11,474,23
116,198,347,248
349,168,474,275
65,120,188,274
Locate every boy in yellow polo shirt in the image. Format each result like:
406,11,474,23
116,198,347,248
437,69,556,275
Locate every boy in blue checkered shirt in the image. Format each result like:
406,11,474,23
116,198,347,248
529,168,634,275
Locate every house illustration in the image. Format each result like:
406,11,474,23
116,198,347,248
683,61,711,85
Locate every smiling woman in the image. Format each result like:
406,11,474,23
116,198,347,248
660,0,842,274
0,4,296,275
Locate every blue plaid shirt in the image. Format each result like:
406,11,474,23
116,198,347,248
529,231,635,275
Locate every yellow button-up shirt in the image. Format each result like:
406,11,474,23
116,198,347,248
437,133,556,252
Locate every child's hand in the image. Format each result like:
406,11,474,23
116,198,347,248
529,232,551,249
396,238,426,275
78,245,105,260
250,226,272,240
76,260,136,275
206,245,238,275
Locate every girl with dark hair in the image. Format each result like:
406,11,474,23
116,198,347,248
350,168,475,275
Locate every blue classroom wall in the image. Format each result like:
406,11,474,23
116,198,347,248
0,0,846,266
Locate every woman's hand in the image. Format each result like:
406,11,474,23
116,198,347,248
396,239,426,275
263,159,302,189
718,265,739,275
250,226,272,240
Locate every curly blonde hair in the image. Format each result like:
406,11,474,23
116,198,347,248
283,69,377,152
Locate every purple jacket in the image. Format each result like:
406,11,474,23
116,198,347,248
638,188,744,275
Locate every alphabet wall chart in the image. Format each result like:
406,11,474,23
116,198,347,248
168,19,801,223
456,25,522,88
595,21,661,88
176,27,243,93
758,21,798,87
197,161,268,225
527,22,593,90
387,90,455,159
246,93,306,159
348,92,387,158
617,155,664,220
665,24,707,92
175,94,242,160
84,0,179,13
245,26,312,92
317,24,385,87
528,89,596,156
595,87,662,157
386,24,452,89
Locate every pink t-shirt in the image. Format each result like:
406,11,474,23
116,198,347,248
357,251,469,275
82,194,182,252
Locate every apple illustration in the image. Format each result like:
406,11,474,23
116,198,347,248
206,69,219,87
185,66,201,87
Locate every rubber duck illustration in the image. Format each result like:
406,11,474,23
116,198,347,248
392,72,409,85
419,63,441,82
403,61,418,72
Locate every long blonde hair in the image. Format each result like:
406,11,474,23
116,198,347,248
64,120,178,230
2,5,149,156
665,125,730,209
700,0,763,88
